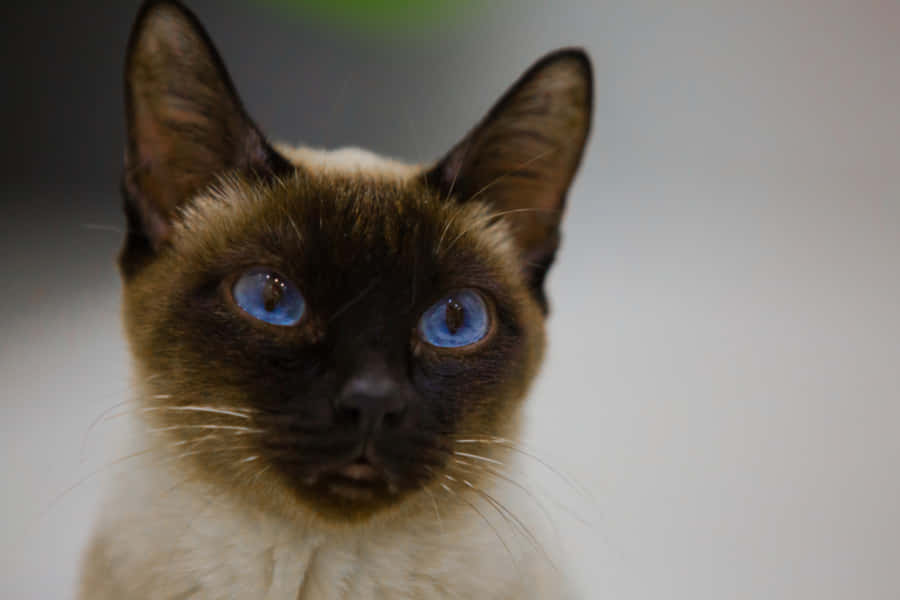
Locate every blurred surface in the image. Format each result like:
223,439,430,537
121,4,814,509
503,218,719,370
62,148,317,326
2,1,899,598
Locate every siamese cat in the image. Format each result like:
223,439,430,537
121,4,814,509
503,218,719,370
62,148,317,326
80,0,591,597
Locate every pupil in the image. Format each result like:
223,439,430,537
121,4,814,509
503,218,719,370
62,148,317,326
445,298,465,334
262,278,284,312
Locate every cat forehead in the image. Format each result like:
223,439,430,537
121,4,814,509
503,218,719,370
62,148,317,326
170,153,520,277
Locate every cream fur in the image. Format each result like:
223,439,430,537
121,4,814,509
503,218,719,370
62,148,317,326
275,144,420,180
81,426,570,599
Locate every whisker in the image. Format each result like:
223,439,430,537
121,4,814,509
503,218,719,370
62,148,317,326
142,406,254,420
434,139,474,256
20,447,155,548
169,434,220,448
80,399,134,460
452,446,597,528
443,139,471,204
329,278,379,322
167,449,218,463
162,444,259,464
485,463,596,530
147,425,263,434
453,451,504,466
461,476,525,538
446,471,537,553
444,206,560,253
248,464,272,486
455,437,594,502
423,486,444,535
461,476,556,572
434,146,561,256
466,147,557,205
287,214,303,242
438,481,519,573
79,374,163,458
452,458,559,540
435,210,458,255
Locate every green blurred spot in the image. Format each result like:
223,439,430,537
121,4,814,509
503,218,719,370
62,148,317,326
256,0,474,34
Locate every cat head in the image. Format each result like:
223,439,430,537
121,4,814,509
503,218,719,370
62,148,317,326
121,0,591,522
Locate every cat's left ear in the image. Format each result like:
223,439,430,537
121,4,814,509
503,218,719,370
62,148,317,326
424,49,592,309
121,0,291,273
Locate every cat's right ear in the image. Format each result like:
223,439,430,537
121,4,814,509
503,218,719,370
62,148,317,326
121,0,291,276
423,49,592,311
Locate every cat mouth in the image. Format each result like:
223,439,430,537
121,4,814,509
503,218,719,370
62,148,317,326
267,435,442,516
317,456,398,502
335,459,381,482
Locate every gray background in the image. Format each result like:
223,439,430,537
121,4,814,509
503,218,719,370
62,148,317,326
2,1,899,598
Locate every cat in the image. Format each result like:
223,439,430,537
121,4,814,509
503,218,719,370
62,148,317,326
79,0,591,598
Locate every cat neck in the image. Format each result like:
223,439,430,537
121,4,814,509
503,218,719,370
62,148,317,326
88,424,566,599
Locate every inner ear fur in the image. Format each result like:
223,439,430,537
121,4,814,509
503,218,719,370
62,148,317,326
424,49,593,308
121,0,291,276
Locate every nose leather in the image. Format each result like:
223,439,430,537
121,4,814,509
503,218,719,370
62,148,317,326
334,361,407,432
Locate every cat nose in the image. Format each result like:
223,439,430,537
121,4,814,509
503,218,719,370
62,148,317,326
334,368,408,432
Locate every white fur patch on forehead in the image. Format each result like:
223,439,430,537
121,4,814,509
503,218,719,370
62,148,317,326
434,200,521,266
169,173,270,249
275,144,420,180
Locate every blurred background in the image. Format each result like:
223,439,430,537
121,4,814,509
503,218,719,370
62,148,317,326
2,0,899,598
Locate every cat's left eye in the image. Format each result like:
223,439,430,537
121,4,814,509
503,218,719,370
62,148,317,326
232,268,305,326
418,289,492,349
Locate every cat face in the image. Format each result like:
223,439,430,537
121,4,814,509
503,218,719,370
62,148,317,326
120,0,591,521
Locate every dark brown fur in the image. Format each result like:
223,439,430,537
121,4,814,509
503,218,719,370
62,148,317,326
123,171,546,520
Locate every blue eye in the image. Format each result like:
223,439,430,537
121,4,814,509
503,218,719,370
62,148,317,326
232,268,305,326
418,289,491,348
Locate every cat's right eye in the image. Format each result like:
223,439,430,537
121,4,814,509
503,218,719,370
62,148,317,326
232,268,305,326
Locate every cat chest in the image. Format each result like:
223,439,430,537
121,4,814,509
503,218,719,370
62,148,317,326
156,504,521,599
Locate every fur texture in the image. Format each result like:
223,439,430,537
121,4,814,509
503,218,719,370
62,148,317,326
80,1,591,598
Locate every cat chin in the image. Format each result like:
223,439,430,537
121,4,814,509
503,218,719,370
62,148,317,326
163,451,423,527
279,471,429,523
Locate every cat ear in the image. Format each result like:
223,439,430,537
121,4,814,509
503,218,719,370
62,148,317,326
424,49,592,307
122,0,291,260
